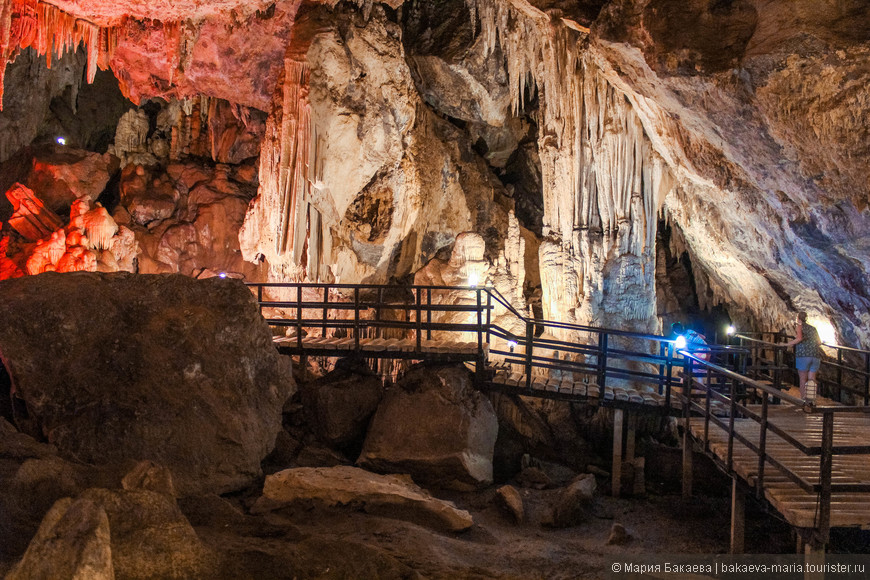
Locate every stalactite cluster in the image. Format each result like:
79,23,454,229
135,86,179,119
465,0,672,335
240,58,327,282
0,0,120,108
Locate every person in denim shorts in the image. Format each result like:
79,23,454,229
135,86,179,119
785,311,823,399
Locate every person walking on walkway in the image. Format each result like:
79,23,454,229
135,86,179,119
785,311,823,400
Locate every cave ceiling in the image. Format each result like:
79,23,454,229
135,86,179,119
1,0,869,346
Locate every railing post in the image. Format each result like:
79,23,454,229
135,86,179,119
257,284,262,306
727,377,737,473
476,288,484,387
665,343,673,411
415,287,422,354
773,346,782,392
376,287,383,340
426,288,432,340
597,332,608,398
354,287,360,351
682,356,693,499
818,411,834,545
864,352,870,407
837,349,843,395
657,342,665,394
321,286,328,338
525,319,534,390
485,290,492,346
703,368,712,451
296,285,302,350
756,392,769,500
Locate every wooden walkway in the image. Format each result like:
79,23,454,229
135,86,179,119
252,282,870,549
690,407,870,529
273,336,482,361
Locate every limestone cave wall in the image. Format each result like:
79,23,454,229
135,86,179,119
0,0,868,347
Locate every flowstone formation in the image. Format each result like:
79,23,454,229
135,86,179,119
0,0,869,343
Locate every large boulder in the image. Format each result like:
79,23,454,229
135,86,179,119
22,145,120,213
251,466,473,533
78,487,214,579
300,361,383,448
357,364,498,490
0,272,294,495
5,497,114,580
8,484,215,580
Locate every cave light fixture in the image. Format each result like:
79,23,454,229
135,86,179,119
56,136,66,146
507,340,517,353
467,272,480,288
726,325,736,336
811,316,838,348
218,272,227,278
674,335,687,350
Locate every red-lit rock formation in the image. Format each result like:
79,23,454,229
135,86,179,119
5,182,63,241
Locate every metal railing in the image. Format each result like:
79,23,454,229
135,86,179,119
681,350,870,543
248,282,748,409
734,333,870,405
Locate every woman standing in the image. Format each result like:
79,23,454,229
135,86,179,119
785,311,824,400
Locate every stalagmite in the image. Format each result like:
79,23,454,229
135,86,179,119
25,229,65,274
80,205,119,251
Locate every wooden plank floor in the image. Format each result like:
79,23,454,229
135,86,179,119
485,369,723,413
272,336,482,359
689,406,870,529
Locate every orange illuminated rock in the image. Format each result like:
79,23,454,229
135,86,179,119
5,183,64,241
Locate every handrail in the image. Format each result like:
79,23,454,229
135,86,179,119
733,333,787,348
682,351,806,408
824,342,870,356
681,350,870,545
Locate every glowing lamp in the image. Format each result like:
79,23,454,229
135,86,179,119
726,325,736,335
468,272,480,287
218,272,227,278
56,137,66,145
810,317,838,347
507,340,517,352
675,335,687,350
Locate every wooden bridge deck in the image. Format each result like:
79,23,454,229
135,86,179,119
689,407,870,529
256,282,870,547
273,336,482,361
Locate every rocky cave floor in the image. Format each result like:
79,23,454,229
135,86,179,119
187,490,782,579
0,435,801,580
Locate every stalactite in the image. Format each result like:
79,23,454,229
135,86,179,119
273,59,311,259
0,0,123,109
467,0,673,337
240,57,321,282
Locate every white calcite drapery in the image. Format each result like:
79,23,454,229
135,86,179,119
239,58,327,282
468,0,670,336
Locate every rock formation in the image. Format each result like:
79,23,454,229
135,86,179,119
358,364,498,490
0,0,867,347
0,273,294,495
252,465,475,533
